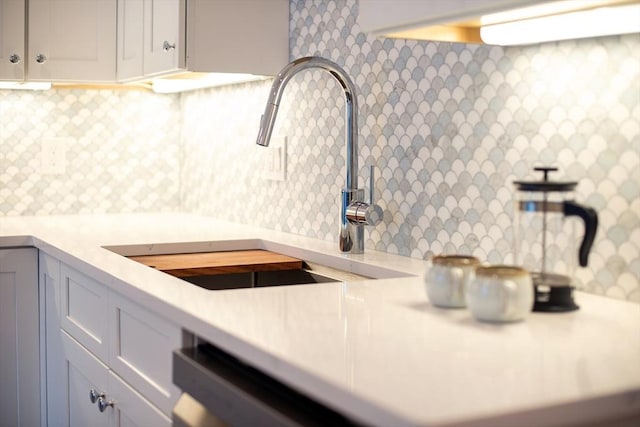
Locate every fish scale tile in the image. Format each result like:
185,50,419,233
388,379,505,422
183,0,639,300
1,89,181,216
1,0,639,302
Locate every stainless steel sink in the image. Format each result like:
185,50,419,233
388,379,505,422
182,262,365,291
105,239,411,291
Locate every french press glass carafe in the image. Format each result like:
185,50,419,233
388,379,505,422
513,167,598,312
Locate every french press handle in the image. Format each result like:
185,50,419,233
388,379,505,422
564,201,598,267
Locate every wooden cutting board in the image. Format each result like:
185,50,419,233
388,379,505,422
128,250,304,278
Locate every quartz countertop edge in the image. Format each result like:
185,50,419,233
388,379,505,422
1,212,639,427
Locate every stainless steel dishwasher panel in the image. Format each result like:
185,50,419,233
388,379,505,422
172,344,361,427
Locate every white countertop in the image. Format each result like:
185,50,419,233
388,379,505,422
1,213,639,427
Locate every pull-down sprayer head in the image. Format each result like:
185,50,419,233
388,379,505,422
255,56,358,191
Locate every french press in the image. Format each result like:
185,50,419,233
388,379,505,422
513,167,598,312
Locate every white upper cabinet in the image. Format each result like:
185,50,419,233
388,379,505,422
144,0,184,76
186,0,289,76
3,0,288,84
117,0,186,82
28,0,117,82
358,0,639,44
0,0,25,80
359,0,541,35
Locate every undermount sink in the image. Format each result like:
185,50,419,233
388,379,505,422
179,263,356,291
105,239,411,291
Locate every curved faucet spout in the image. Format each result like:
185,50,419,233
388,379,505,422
256,56,358,192
256,56,381,253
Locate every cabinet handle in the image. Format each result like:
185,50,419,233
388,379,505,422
162,41,176,51
9,54,21,64
89,388,104,404
97,397,114,413
35,54,47,64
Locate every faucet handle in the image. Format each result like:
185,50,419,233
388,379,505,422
346,200,383,226
346,165,383,226
368,164,376,205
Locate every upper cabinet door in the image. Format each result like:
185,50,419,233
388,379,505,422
28,0,117,82
143,0,185,76
117,0,185,82
0,0,25,80
116,0,144,81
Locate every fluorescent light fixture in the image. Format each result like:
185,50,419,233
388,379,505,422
481,3,640,45
151,73,267,94
0,81,52,90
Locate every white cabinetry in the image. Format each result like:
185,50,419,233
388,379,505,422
358,0,543,35
117,0,186,81
28,0,117,82
42,253,181,426
0,0,25,80
3,0,287,83
0,248,40,427
186,0,289,76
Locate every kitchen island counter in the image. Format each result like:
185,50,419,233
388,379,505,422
1,213,639,427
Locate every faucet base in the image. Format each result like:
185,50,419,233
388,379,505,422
340,188,365,254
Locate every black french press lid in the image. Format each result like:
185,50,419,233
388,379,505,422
514,166,577,192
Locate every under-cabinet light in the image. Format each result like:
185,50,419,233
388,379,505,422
480,3,640,45
0,82,52,91
151,73,267,94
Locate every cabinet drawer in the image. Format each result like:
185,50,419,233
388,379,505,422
109,292,182,416
61,264,109,362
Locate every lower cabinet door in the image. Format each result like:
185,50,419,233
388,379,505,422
61,330,170,427
0,248,39,427
108,371,171,427
62,331,112,427
109,291,182,415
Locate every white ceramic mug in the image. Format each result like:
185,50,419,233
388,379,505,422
466,265,534,322
425,255,480,308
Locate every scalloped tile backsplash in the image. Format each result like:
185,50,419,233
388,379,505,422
1,0,638,301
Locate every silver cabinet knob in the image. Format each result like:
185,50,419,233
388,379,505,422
162,41,175,51
9,54,21,64
97,397,114,413
89,388,104,404
35,54,47,64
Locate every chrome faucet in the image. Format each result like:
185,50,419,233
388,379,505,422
256,56,382,253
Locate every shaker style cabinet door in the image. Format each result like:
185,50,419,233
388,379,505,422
117,0,185,81
0,248,40,427
0,0,25,80
116,0,144,80
108,291,182,416
62,331,112,427
28,0,116,82
143,0,184,76
60,330,172,427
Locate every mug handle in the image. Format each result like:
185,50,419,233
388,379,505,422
564,201,598,267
